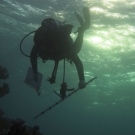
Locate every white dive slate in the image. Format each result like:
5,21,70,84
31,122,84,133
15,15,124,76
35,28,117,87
24,67,43,90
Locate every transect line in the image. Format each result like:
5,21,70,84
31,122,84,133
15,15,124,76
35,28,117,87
33,76,97,120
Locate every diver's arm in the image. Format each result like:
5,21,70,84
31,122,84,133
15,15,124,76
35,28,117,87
30,45,38,76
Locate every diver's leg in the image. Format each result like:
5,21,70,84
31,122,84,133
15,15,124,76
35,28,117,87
73,31,84,54
71,54,85,81
71,54,86,89
73,7,90,54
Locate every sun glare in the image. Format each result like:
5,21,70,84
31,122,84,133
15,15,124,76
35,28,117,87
87,36,103,44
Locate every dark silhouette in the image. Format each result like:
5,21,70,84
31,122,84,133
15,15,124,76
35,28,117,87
0,66,9,97
0,111,43,135
30,7,90,89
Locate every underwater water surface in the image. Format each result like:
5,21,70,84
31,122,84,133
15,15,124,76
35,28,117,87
0,0,135,135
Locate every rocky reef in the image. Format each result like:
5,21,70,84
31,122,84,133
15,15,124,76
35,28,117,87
0,111,43,135
0,66,43,135
0,66,9,97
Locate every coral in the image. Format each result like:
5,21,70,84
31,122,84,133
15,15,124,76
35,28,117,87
0,66,43,135
7,118,43,135
0,110,43,135
0,83,9,97
0,66,9,80
0,109,11,134
0,66,9,97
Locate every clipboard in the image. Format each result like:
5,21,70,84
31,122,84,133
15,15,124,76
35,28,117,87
24,67,43,90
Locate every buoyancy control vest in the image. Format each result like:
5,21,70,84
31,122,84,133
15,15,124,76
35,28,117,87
34,18,74,61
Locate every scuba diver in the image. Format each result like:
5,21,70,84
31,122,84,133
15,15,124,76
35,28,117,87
30,7,90,90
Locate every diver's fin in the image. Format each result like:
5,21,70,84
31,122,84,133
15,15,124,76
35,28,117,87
83,7,90,30
74,12,84,27
74,7,90,33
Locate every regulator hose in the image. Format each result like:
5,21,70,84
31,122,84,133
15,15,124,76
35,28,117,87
20,31,36,57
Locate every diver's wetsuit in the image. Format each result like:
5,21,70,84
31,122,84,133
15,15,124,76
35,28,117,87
30,29,85,81
30,7,90,83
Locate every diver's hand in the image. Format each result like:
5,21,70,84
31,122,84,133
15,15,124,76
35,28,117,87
34,73,38,81
78,80,86,89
